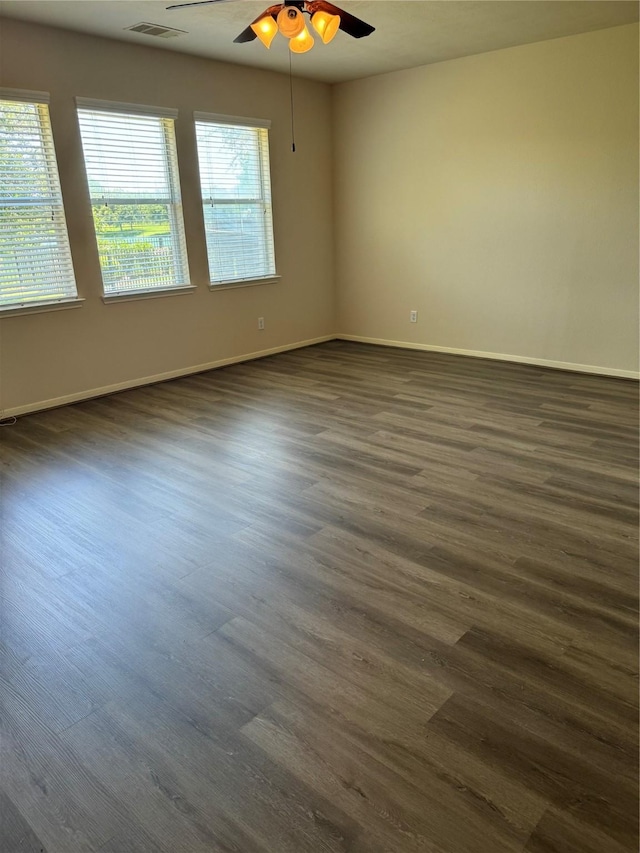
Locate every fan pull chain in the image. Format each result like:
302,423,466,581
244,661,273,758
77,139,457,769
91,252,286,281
289,50,296,153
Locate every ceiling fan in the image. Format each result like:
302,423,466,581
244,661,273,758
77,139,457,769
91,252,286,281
166,0,375,53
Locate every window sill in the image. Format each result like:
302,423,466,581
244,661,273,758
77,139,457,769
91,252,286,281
102,285,197,304
208,276,281,292
0,297,85,318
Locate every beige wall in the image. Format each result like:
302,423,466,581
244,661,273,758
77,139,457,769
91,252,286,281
0,19,335,415
333,24,639,375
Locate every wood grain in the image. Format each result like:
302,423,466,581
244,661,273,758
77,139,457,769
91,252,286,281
1,341,637,852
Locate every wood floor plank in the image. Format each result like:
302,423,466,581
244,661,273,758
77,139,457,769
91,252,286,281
59,706,266,853
243,698,527,853
95,690,364,853
1,679,160,852
524,806,631,853
0,788,48,853
1,341,637,852
218,614,453,743
426,692,638,848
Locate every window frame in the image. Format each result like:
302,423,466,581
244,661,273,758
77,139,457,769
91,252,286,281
194,112,278,288
75,98,191,300
0,88,80,314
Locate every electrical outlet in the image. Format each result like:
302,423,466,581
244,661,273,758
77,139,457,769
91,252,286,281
258,317,265,330
410,310,418,323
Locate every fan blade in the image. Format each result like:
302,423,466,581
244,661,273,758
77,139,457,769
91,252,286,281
233,4,281,43
234,25,257,43
166,0,229,9
307,0,374,38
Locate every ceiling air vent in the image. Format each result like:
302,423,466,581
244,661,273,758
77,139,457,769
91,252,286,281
126,22,187,39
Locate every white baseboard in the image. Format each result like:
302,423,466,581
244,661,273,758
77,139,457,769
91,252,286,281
5,332,637,418
336,334,639,380
4,335,335,418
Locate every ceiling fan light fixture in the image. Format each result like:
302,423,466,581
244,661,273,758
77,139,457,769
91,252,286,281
289,23,315,53
168,0,375,50
311,10,340,44
250,14,278,48
276,6,305,39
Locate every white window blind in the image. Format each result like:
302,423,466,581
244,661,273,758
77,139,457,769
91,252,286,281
0,93,78,309
194,115,276,285
76,102,189,296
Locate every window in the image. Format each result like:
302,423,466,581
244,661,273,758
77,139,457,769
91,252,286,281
0,90,78,309
194,113,276,285
76,99,189,297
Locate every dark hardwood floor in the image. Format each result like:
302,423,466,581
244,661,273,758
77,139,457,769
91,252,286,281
1,340,638,853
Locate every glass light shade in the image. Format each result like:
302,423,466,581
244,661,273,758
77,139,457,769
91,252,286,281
251,15,278,48
289,24,315,53
276,6,305,39
311,10,340,44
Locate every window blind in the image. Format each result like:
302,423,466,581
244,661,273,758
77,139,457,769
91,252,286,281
194,118,276,284
76,105,189,296
0,96,78,309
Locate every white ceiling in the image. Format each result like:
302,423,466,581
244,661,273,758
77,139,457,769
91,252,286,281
1,0,637,83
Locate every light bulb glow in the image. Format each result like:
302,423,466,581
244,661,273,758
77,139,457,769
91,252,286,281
251,15,278,48
289,23,314,53
276,6,305,38
311,10,340,44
